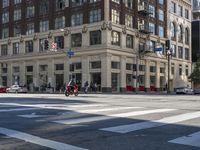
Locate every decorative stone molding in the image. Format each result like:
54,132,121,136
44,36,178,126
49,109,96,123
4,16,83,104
7,38,11,45
157,37,161,43
82,25,88,33
122,26,127,34
101,21,107,30
107,21,112,30
64,28,70,36
20,36,24,43
48,31,53,39
33,34,37,41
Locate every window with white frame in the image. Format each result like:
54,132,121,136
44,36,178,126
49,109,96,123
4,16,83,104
185,48,189,60
149,22,155,35
25,40,33,53
111,31,120,46
26,23,34,35
40,0,49,15
178,46,183,59
14,0,21,4
39,38,48,51
178,25,183,42
13,42,20,55
55,16,65,29
40,20,49,32
149,5,155,18
126,34,133,48
171,44,176,57
89,9,101,23
71,13,83,26
2,0,9,8
14,25,21,37
159,26,164,37
1,44,8,56
54,36,64,49
185,28,189,44
125,0,133,9
125,14,133,28
185,9,189,19
112,9,120,24
2,28,9,39
178,5,183,17
159,9,164,21
171,22,176,38
2,11,9,24
56,0,65,10
14,9,21,21
170,2,176,13
26,6,35,18
112,0,120,4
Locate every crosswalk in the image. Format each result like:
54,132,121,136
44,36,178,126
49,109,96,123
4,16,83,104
0,102,200,149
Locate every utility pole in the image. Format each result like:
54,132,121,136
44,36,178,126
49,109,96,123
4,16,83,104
166,40,171,94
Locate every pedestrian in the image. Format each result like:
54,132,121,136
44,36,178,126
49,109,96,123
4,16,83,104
90,82,94,92
84,81,89,93
94,83,97,92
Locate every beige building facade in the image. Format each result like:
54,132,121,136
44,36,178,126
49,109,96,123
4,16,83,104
0,0,192,92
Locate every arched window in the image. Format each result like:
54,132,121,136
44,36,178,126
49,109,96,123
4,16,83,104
170,22,176,39
56,0,65,11
185,28,189,44
178,25,183,42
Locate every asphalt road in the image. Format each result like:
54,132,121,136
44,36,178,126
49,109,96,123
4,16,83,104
0,93,200,150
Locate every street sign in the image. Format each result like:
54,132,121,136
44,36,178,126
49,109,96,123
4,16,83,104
154,47,162,52
67,49,74,58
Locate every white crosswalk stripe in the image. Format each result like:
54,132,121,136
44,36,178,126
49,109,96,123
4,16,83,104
169,131,200,148
100,111,200,133
53,109,176,125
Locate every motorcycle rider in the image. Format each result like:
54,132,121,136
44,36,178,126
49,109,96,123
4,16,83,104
67,78,76,92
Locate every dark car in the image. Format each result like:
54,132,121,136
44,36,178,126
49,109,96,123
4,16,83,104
0,85,7,93
194,88,200,94
176,87,193,94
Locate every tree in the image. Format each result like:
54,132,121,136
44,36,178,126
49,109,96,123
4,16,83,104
190,58,200,83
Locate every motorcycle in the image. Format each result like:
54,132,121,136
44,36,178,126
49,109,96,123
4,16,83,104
64,84,78,96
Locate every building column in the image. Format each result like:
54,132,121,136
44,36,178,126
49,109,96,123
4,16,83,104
48,59,55,90
20,61,26,86
104,0,110,21
81,55,89,88
102,30,111,46
82,32,89,48
101,53,112,92
7,63,12,86
34,39,39,52
145,59,150,92
120,56,126,92
33,61,39,88
20,41,25,54
156,61,160,91
64,57,70,84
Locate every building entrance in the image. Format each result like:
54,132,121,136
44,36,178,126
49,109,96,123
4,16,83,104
90,73,101,91
55,74,64,91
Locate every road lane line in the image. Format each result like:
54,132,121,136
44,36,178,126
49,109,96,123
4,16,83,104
0,127,88,150
169,131,200,148
100,111,200,133
0,108,40,112
53,109,176,125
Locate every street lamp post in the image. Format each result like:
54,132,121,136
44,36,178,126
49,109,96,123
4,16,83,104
166,49,172,94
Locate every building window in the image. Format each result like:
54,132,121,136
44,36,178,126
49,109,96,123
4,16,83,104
89,9,101,23
39,38,48,51
90,30,101,45
160,67,165,73
139,65,145,71
55,16,65,29
55,64,64,70
71,33,82,47
126,34,133,48
54,36,64,49
26,66,33,72
149,5,155,18
126,63,132,70
125,14,133,28
2,11,9,24
111,9,120,24
178,46,183,59
185,48,189,60
185,28,189,45
149,23,155,35
185,65,189,76
40,0,49,15
178,25,183,42
26,23,34,35
111,31,120,46
171,44,176,57
179,65,182,76
14,25,21,37
2,0,9,8
25,41,33,53
56,0,65,10
185,9,189,19
90,61,101,69
112,0,120,4
150,66,156,73
171,22,176,39
14,9,21,21
1,44,8,56
178,5,183,17
13,66,20,73
40,65,48,71
13,42,20,55
171,65,175,75
2,28,9,39
26,6,35,18
125,0,133,9
159,26,164,37
14,0,21,4
71,0,83,7
40,20,49,32
170,2,176,13
159,0,164,5
71,13,83,26
159,9,164,21
111,62,120,69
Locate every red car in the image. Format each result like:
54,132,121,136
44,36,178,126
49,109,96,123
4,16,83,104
0,85,7,93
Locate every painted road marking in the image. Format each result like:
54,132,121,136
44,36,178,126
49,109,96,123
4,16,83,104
54,109,176,125
0,108,40,112
100,111,200,133
0,127,88,150
169,131,200,148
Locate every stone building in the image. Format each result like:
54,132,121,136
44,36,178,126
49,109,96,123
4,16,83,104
0,0,192,92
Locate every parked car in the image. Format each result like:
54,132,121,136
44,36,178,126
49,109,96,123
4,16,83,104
176,87,193,94
0,85,7,93
194,88,200,94
6,85,28,93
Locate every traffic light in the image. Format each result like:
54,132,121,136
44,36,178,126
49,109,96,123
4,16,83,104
44,39,49,50
165,40,171,50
